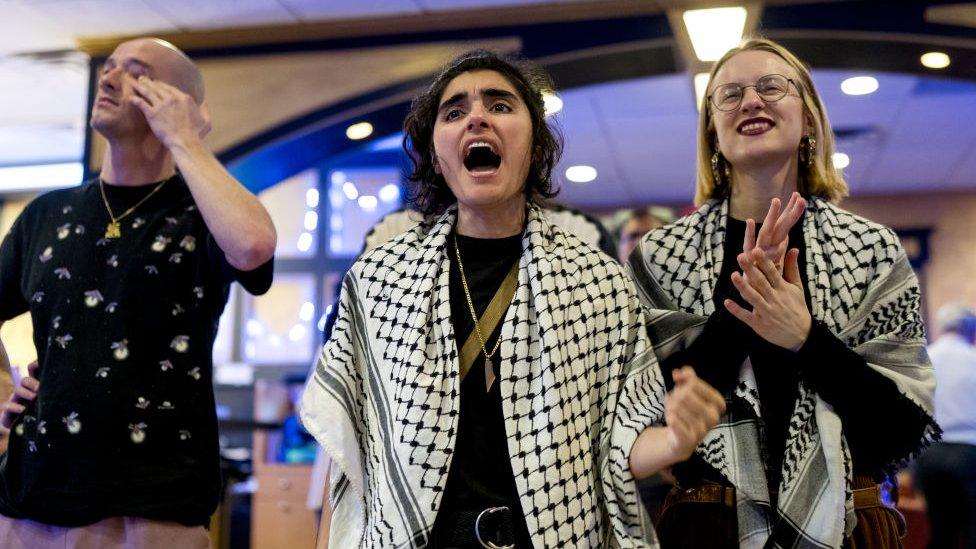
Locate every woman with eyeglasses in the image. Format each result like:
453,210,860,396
301,50,726,548
628,38,937,548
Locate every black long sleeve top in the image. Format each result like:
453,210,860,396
662,215,928,497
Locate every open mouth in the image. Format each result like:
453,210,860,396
463,142,502,174
737,118,775,135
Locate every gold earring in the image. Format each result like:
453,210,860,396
711,151,729,188
800,135,816,167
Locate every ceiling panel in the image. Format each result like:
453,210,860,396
0,53,89,165
26,0,179,38
590,74,696,119
0,3,76,55
417,0,593,10
278,0,422,21
946,135,976,187
548,94,628,208
867,90,976,190
815,71,916,131
144,0,298,29
612,114,699,205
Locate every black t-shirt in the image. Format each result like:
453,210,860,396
431,231,533,547
0,175,273,527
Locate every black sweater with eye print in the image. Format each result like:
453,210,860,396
0,176,272,527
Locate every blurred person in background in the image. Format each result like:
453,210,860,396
629,37,937,548
915,304,976,549
617,208,666,265
0,37,275,548
301,49,725,548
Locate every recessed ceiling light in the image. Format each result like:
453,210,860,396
565,165,597,183
358,195,378,210
682,7,747,62
832,152,850,169
304,210,318,231
297,232,313,252
305,188,319,208
920,51,951,69
346,121,374,140
378,183,400,203
299,302,315,322
841,76,879,96
694,73,711,112
542,91,563,116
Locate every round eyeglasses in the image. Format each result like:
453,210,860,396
708,74,797,112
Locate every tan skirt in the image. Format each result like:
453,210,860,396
0,514,211,549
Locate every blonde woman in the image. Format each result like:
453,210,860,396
629,38,937,548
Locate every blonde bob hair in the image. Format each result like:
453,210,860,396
694,37,848,205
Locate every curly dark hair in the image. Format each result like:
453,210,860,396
402,49,562,217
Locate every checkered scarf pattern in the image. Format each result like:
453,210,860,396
301,205,666,548
629,197,937,549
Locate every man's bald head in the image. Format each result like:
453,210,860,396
115,38,205,103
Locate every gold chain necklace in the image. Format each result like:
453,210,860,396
453,236,503,362
99,177,168,239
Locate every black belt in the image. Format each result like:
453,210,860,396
432,506,517,548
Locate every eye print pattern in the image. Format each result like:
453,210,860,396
111,340,129,361
39,198,214,454
63,412,81,434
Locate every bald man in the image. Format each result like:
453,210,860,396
0,38,276,548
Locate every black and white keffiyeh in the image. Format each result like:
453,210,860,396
301,205,666,548
360,203,617,259
629,197,937,549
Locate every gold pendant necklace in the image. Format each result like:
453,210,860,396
454,235,503,392
105,221,122,239
99,177,169,239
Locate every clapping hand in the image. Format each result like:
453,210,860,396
725,247,812,351
663,367,727,462
743,192,806,272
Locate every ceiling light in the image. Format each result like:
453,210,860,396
565,165,597,183
288,324,306,342
841,76,879,96
358,195,378,210
342,181,359,200
245,319,264,337
694,72,711,112
920,51,951,69
682,7,747,62
330,171,346,186
297,232,313,252
299,302,315,322
378,183,400,203
305,188,319,208
304,211,318,231
832,152,850,169
542,91,563,116
346,122,374,140
328,189,344,209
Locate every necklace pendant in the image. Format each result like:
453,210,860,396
105,221,121,239
484,356,497,393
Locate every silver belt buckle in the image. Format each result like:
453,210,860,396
474,506,515,549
